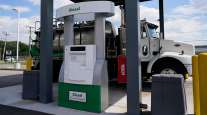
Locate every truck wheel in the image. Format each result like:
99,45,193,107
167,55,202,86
152,58,188,77
160,68,177,74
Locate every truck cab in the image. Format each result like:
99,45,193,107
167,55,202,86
118,19,194,80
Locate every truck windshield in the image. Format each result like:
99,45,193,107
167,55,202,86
148,25,158,39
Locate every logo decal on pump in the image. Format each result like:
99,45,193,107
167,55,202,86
69,91,86,102
69,7,80,12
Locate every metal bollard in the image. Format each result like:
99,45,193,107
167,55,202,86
192,55,200,115
151,74,187,115
198,53,207,115
25,56,33,71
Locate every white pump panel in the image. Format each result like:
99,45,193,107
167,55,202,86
57,1,115,112
64,45,96,85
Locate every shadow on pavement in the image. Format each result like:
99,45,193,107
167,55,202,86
109,82,127,106
142,111,151,115
0,104,51,115
0,74,23,88
142,82,152,92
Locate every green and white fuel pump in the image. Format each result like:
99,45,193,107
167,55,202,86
56,1,115,113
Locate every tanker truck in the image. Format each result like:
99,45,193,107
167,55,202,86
31,17,194,82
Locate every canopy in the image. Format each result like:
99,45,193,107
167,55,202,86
70,0,151,5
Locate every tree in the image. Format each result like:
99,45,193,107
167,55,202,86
0,41,29,59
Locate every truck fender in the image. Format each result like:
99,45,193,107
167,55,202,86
147,52,192,74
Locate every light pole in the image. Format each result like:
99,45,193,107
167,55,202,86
12,8,21,68
27,26,35,56
2,32,9,60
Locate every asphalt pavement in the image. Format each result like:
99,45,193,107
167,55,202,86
0,70,23,88
0,104,52,115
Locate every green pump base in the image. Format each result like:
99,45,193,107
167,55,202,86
58,82,102,113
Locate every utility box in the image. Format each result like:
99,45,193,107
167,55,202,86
151,74,187,115
58,45,108,113
22,70,39,100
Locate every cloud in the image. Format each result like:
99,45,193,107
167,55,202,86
166,17,202,33
165,0,207,45
108,0,207,45
173,0,207,16
107,6,121,28
0,15,39,44
54,0,73,9
28,0,73,9
191,0,207,11
165,17,207,44
0,0,74,44
2,0,206,46
107,5,159,32
0,4,30,13
140,5,159,24
28,0,40,6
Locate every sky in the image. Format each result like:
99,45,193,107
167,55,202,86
0,0,207,45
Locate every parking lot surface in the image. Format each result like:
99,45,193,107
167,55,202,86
0,70,194,114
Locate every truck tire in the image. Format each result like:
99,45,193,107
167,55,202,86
152,58,188,77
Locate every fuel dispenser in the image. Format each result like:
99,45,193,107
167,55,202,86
56,1,115,113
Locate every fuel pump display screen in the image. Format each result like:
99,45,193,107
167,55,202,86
70,46,86,51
